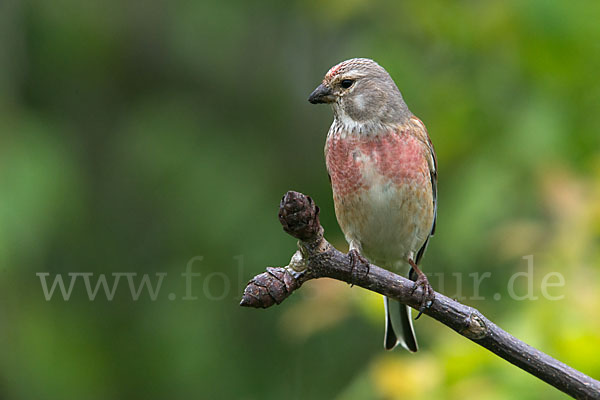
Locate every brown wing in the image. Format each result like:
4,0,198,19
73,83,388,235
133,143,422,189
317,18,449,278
427,134,437,236
410,117,437,264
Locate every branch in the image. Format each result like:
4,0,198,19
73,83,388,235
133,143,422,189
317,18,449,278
240,191,600,399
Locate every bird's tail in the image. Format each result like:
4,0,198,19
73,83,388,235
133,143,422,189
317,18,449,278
384,296,418,352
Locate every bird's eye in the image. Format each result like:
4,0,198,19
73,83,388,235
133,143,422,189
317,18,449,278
341,79,354,89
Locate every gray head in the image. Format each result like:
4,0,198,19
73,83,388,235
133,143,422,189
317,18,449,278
308,58,412,128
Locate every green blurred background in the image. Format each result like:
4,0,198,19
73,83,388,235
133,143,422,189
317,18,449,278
1,0,599,399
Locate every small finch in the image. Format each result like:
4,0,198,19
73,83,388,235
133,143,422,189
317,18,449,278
308,58,437,351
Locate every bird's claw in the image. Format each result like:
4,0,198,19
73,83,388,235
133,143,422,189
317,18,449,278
348,249,370,286
410,271,435,320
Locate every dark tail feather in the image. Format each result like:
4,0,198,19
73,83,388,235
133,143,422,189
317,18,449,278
384,296,418,352
384,304,398,350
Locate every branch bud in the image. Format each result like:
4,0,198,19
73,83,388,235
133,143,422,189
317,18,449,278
278,191,321,241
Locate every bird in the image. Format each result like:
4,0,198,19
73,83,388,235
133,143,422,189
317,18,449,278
308,58,437,351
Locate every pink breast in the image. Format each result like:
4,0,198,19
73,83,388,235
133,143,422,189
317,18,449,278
326,135,365,197
326,130,429,198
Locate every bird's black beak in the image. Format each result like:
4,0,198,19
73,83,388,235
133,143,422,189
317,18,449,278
308,84,334,104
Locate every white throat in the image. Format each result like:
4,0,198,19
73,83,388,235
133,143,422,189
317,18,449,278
329,106,391,138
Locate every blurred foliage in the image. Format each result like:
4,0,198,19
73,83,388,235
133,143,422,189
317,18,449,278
1,0,599,399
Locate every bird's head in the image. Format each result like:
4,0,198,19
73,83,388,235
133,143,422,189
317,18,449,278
308,58,411,128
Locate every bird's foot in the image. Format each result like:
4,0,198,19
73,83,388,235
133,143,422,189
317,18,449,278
408,259,435,319
348,249,370,286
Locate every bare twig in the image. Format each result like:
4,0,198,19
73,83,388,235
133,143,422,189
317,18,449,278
240,191,600,400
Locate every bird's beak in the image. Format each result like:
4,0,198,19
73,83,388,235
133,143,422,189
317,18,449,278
308,84,334,104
